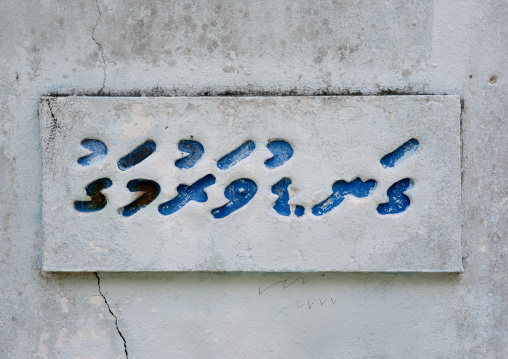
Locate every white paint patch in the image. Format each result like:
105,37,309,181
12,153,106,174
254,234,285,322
33,333,49,359
70,328,106,343
89,296,104,306
89,241,109,253
56,328,67,350
60,297,69,313
120,103,155,140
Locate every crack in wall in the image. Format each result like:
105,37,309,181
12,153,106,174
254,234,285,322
92,0,107,94
95,273,129,358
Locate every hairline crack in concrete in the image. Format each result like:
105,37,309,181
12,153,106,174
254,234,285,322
96,273,129,358
92,0,107,94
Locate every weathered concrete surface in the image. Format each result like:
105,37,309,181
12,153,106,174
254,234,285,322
0,0,507,357
40,96,461,272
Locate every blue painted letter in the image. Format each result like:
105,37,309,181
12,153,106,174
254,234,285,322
158,174,216,216
377,178,413,215
74,178,112,213
118,140,156,171
380,139,419,168
312,178,377,216
271,178,304,217
212,178,258,218
217,140,255,170
265,140,293,169
120,179,161,217
78,139,107,166
175,140,204,169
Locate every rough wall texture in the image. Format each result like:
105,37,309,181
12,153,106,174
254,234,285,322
0,0,506,358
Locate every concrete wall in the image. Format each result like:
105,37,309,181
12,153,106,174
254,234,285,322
1,0,507,357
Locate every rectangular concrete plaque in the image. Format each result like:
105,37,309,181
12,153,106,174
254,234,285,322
40,96,461,272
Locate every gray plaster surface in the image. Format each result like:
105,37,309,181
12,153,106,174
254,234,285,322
40,95,461,272
1,0,507,358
